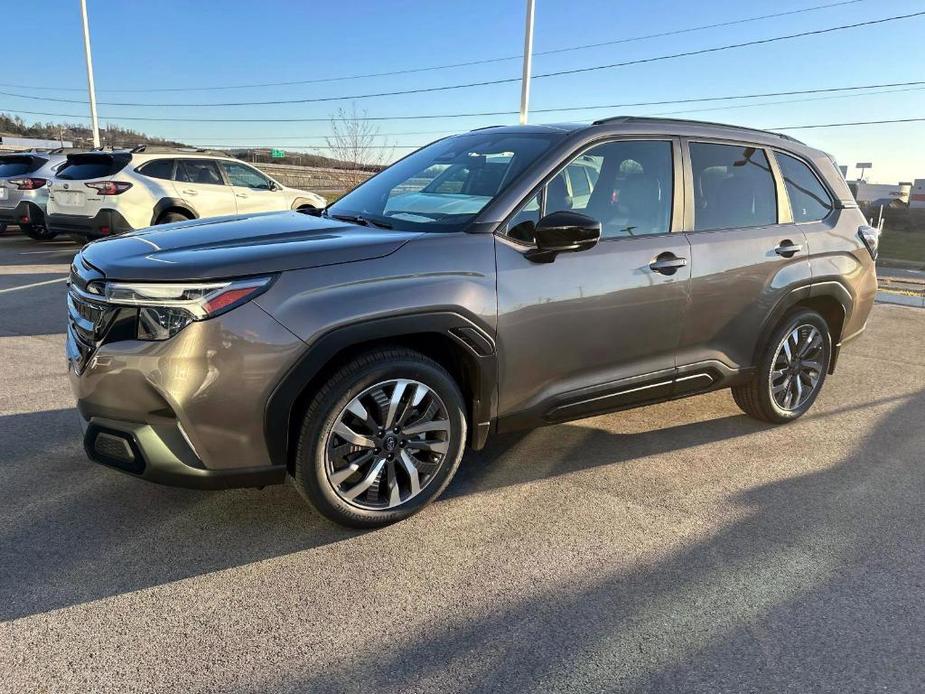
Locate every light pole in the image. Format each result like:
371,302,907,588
80,0,101,148
518,0,536,125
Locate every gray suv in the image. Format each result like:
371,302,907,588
67,117,878,528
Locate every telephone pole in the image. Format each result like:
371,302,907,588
518,0,536,125
80,0,101,148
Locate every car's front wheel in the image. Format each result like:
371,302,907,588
294,347,467,528
732,309,832,423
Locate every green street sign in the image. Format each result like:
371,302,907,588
271,148,285,159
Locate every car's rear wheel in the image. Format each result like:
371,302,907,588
157,211,192,225
0,223,7,234
732,309,831,423
294,347,467,528
20,223,57,241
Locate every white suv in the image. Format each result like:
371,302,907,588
46,147,326,241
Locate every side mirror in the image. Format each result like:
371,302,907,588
526,210,601,263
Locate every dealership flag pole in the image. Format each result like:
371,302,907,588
80,0,101,148
519,0,536,124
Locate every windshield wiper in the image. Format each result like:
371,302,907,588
329,213,393,229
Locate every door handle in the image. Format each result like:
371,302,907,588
649,252,688,275
775,240,803,257
180,188,198,196
235,193,248,198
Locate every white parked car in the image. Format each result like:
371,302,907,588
0,151,70,240
46,147,326,241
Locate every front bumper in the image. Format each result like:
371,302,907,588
48,208,133,239
0,200,44,226
68,296,307,489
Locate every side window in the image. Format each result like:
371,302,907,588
220,161,273,190
138,159,174,181
690,143,777,231
546,140,674,239
176,160,224,186
775,152,833,222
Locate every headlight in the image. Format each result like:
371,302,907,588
102,276,275,341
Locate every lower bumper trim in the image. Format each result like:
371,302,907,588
83,418,287,490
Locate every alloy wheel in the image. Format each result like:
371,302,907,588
769,323,825,411
325,379,451,510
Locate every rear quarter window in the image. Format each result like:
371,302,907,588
775,152,834,223
137,159,175,180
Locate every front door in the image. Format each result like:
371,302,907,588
171,159,237,219
495,138,691,428
218,161,288,214
677,140,812,374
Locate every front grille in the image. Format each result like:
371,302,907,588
67,255,115,374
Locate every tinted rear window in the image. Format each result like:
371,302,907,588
691,142,777,231
0,156,43,178
137,159,175,180
58,155,128,180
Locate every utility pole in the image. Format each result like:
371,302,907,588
518,0,536,125
80,0,101,148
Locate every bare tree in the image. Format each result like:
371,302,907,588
323,103,394,189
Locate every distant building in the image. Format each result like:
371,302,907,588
910,179,925,209
0,135,73,151
851,181,911,205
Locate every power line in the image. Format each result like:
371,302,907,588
1,10,922,108
0,0,870,94
772,116,925,130
3,79,924,123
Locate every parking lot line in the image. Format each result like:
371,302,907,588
0,277,68,294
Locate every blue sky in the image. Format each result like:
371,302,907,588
4,0,925,182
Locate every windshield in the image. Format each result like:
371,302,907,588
327,131,561,232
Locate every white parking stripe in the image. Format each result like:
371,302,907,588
0,277,68,294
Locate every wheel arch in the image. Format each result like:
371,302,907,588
754,283,849,375
265,312,497,472
290,197,320,211
150,198,198,226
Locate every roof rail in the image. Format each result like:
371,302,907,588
590,115,804,143
469,125,504,132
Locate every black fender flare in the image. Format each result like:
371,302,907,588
264,311,497,468
752,280,850,372
150,198,199,226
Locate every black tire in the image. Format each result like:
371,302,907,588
0,223,7,234
294,347,467,528
732,308,832,424
156,211,191,225
20,223,57,241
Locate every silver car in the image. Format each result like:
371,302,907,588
0,151,68,240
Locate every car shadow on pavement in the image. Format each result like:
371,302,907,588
263,386,925,693
0,389,918,626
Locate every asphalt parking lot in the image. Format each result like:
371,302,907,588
1,229,924,693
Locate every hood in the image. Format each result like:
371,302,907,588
79,211,422,281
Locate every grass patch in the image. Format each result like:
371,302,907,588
878,228,925,265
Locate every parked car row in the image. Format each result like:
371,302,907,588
0,146,326,243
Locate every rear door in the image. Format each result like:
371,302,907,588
171,159,237,218
677,140,811,375
217,160,288,214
